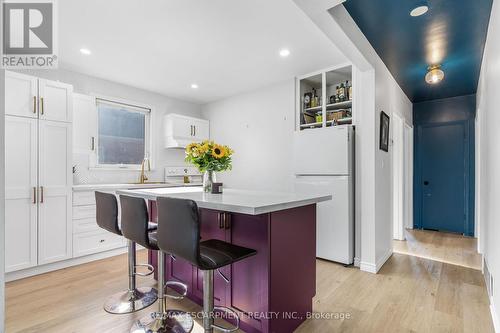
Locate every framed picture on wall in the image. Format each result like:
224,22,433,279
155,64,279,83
379,111,390,152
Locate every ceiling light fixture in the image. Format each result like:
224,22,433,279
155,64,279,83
279,49,290,57
410,2,429,17
191,83,199,89
425,65,445,84
80,48,91,55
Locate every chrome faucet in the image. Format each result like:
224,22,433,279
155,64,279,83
139,157,151,184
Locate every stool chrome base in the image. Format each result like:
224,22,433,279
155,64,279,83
104,287,158,314
130,310,194,333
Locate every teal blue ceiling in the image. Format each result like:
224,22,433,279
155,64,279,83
343,0,493,102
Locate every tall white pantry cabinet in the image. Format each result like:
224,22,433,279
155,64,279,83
5,71,73,272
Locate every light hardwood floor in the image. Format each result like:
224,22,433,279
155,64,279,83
6,250,494,333
393,229,482,270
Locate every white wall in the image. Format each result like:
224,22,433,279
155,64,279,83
329,5,413,272
17,69,203,184
476,0,500,329
294,0,413,272
0,68,6,333
202,80,296,192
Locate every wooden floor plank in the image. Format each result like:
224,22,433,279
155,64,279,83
6,233,494,333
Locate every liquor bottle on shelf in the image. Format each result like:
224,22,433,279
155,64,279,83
335,86,340,103
345,80,350,100
339,83,346,102
311,88,317,108
348,82,353,100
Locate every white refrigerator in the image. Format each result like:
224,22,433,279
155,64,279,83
293,126,354,264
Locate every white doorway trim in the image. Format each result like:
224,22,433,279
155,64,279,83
403,123,414,230
392,113,405,240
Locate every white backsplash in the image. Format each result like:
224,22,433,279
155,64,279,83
73,152,172,185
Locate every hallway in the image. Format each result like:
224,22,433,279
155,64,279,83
393,229,481,270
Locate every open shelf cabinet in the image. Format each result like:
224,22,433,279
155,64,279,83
296,64,355,131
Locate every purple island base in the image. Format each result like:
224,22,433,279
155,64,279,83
148,201,317,333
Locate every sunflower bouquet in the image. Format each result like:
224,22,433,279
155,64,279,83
185,141,233,192
185,140,233,172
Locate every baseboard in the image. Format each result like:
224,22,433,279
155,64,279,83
354,257,361,267
359,249,393,274
359,261,377,273
376,249,393,272
6,247,127,282
491,296,500,333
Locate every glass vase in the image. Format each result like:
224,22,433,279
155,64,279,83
203,170,216,193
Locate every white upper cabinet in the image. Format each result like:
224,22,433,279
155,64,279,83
296,64,355,131
164,113,209,148
4,116,38,273
73,93,97,153
5,71,38,118
38,120,73,265
39,79,73,122
192,118,210,141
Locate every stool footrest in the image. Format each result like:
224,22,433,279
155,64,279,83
212,306,240,333
134,263,155,277
164,280,188,300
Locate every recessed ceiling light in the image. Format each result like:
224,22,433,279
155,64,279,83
191,83,199,89
80,48,91,55
425,65,444,84
279,49,290,57
410,5,429,17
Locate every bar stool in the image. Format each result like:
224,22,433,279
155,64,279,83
156,197,257,333
122,195,194,333
95,191,157,314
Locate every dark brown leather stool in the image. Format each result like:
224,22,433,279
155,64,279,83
95,191,157,314
122,195,194,333
157,197,257,333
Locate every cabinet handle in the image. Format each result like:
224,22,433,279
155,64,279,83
40,97,44,115
218,212,224,229
170,254,177,261
33,187,37,204
224,213,231,229
190,125,194,136
40,186,44,203
193,125,196,136
91,137,95,151
33,96,37,114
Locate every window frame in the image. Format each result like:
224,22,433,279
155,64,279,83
92,96,153,171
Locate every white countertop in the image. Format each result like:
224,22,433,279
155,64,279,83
72,182,202,192
116,187,331,215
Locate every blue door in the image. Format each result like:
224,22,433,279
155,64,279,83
420,123,466,234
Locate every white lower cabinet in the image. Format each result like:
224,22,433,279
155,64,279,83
5,116,38,272
73,230,124,258
38,120,73,265
72,190,126,258
5,116,73,272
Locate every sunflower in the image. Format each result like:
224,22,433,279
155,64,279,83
198,142,210,154
186,142,198,154
211,144,226,158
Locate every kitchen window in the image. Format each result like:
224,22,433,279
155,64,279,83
96,98,151,168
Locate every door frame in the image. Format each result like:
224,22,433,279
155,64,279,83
403,123,414,230
414,120,474,236
392,113,405,240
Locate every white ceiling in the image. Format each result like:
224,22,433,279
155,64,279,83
58,0,346,104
